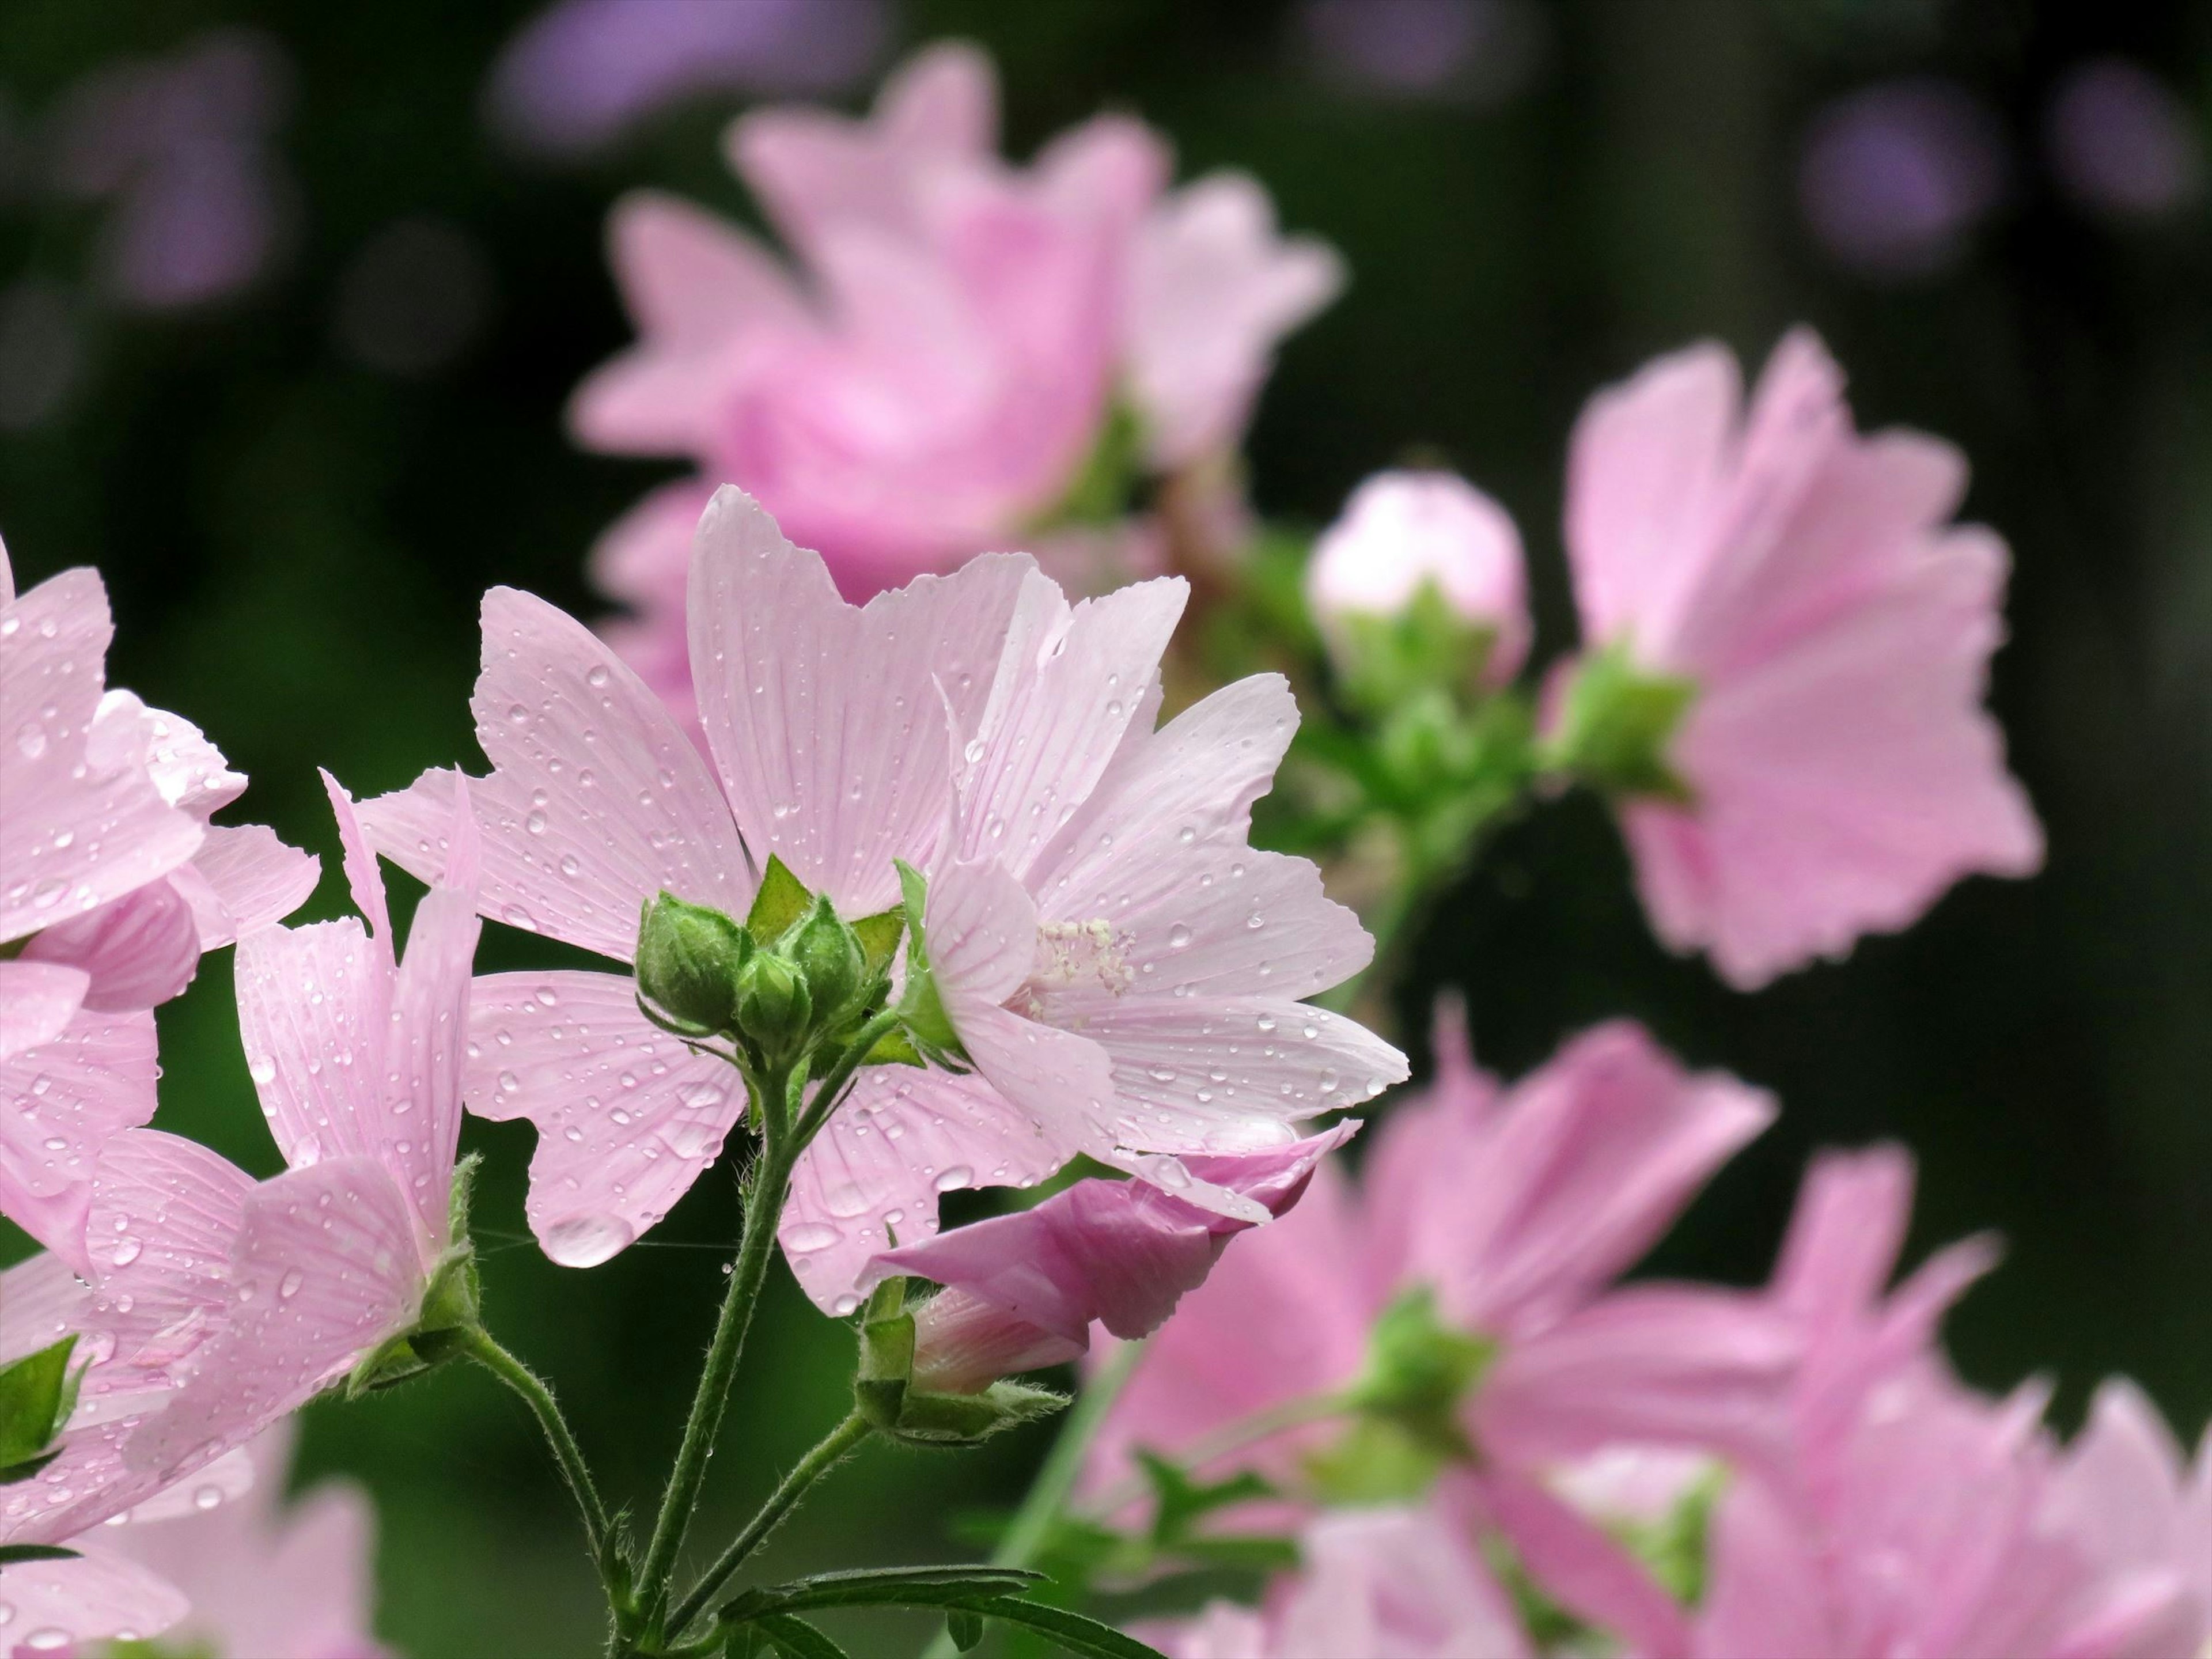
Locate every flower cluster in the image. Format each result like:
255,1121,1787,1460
0,35,2195,1659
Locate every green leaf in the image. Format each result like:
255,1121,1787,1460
947,1608,985,1652
0,1449,63,1487
745,856,815,945
755,1613,853,1659
1135,1450,1275,1546
0,1543,79,1566
722,1565,1048,1620
850,908,905,978
862,1025,926,1069
962,1597,1168,1659
0,1335,77,1467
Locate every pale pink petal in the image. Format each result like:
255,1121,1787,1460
1481,1469,1694,1659
384,884,479,1249
0,1010,159,1268
685,487,1033,913
1127,171,1345,468
0,1544,189,1650
782,1065,1065,1314
1274,1503,1531,1659
363,588,751,962
730,41,997,253
1475,1286,1797,1476
1773,1142,1916,1324
925,853,1041,1005
1136,1601,1268,1659
1693,1475,1836,1658
1378,1022,1773,1333
321,769,392,946
0,959,88,1062
85,1130,252,1374
592,476,718,615
463,970,740,1268
0,569,203,944
130,1159,422,1481
107,1444,257,1523
20,877,203,1012
234,919,389,1172
0,1249,90,1365
172,824,322,949
2048,1380,2199,1592
955,573,1188,880
1029,992,1405,1148
105,694,246,820
569,192,804,456
1563,343,1740,653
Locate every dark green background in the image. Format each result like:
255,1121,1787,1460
3,2,2207,1653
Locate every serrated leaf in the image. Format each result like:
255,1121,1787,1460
745,856,814,945
756,1613,853,1659
963,1597,1167,1659
0,1543,79,1566
0,1335,77,1467
850,908,904,978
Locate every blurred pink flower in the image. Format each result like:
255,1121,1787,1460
1086,1012,1785,1503
868,1126,1354,1393
130,774,481,1474
1149,1503,1531,1658
1305,469,1530,683
108,1421,389,1659
364,490,1393,1308
1560,328,2044,989
570,39,1339,667
2045,59,2206,223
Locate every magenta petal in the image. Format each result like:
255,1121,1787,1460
464,969,741,1267
1695,1474,1836,1658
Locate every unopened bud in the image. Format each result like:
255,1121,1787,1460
734,950,811,1058
1306,471,1530,690
635,892,750,1033
790,893,867,1027
853,1278,1067,1446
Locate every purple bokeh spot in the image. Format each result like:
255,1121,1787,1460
1800,79,2008,281
2046,58,2206,222
1294,0,1545,106
486,0,889,160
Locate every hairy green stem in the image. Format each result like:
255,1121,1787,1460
790,1006,905,1147
634,1062,798,1637
463,1328,610,1560
665,1410,875,1639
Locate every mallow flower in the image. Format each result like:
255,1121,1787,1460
1085,1012,1789,1514
1143,1504,1531,1659
1305,469,1531,688
129,772,484,1472
362,488,1399,1309
1551,329,2044,988
1,541,317,1256
569,39,1339,642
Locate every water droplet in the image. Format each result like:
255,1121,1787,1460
193,1484,224,1511
525,809,548,836
586,665,610,687
278,1268,305,1299
1318,1069,1340,1094
1167,923,1192,949
933,1165,974,1193
109,1237,142,1268
785,1221,840,1252
546,1214,635,1266
14,724,46,760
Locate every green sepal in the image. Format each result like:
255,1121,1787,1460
345,1331,431,1398
0,1335,79,1469
853,1282,916,1434
1343,1285,1493,1455
850,907,905,980
1031,400,1146,531
1547,641,1698,802
1135,1450,1276,1547
887,1380,1067,1447
636,891,755,1034
745,855,815,945
862,1025,927,1068
891,861,966,1062
1331,578,1502,715
0,1543,80,1566
946,1608,985,1652
1302,1414,1453,1506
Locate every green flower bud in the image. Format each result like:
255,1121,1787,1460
734,949,812,1058
634,891,752,1034
790,893,868,1026
1547,642,1698,802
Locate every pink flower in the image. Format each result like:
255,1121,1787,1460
363,490,1395,1306
1559,328,2043,988
0,543,317,1268
1305,470,1530,684
1085,1012,1785,1503
866,1126,1354,1393
129,773,481,1475
1146,1503,1529,1659
570,41,1336,614
107,1421,389,1659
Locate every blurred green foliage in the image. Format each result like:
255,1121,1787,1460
2,1,2207,1653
